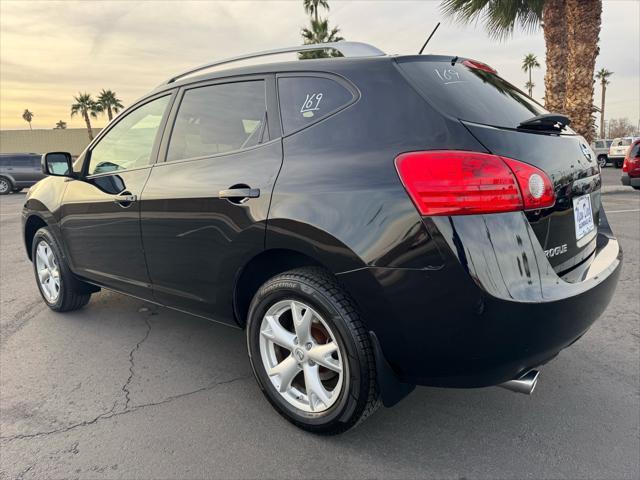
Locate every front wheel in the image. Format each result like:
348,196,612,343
32,227,93,312
0,177,11,195
246,267,380,434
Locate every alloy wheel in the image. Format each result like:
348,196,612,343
598,157,607,168
259,300,344,413
35,240,61,303
0,179,9,194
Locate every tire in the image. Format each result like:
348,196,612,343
598,156,607,168
633,186,640,191
616,160,623,168
31,227,92,312
246,267,380,434
0,176,11,195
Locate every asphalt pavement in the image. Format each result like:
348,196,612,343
1,167,638,479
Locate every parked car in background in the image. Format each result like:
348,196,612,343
609,137,639,168
591,139,613,168
621,138,640,190
21,42,622,434
0,153,45,195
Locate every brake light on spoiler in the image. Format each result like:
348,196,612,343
395,151,555,216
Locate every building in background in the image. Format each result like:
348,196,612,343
0,129,101,158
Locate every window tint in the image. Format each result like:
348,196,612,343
167,81,267,162
594,141,603,148
88,95,169,175
606,140,613,147
278,76,354,134
630,142,640,158
397,58,547,129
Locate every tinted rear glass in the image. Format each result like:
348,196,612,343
278,76,354,134
397,58,546,129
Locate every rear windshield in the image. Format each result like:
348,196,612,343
397,58,547,129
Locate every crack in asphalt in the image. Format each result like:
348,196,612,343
0,375,250,443
121,316,153,410
2,306,251,445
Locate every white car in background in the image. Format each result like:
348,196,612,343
591,139,613,167
609,137,639,168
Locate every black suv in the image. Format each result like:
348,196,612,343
23,42,622,434
0,153,45,194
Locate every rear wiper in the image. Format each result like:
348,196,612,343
518,113,571,132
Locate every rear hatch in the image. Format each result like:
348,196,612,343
396,56,601,276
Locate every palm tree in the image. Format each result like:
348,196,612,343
525,81,535,97
542,0,568,113
564,0,602,142
522,53,540,96
22,109,34,130
300,18,344,59
440,0,603,142
71,93,101,140
54,120,67,130
441,0,544,40
303,0,329,23
97,89,124,122
594,68,612,139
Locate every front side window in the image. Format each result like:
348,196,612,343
278,76,354,134
167,80,267,162
88,95,170,175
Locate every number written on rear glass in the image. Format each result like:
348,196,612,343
434,68,462,84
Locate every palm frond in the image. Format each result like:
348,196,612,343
441,0,544,41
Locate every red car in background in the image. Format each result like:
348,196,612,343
621,138,640,190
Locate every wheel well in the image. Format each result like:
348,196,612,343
234,249,324,328
24,215,47,260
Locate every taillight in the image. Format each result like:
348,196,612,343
622,158,629,172
462,59,497,75
395,151,556,216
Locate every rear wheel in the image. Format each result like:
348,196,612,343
32,227,92,312
246,267,379,434
597,156,607,168
616,159,623,168
0,177,11,195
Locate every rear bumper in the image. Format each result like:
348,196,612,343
621,173,640,187
338,210,622,388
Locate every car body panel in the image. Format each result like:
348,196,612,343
140,140,283,323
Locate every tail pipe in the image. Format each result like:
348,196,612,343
499,370,539,395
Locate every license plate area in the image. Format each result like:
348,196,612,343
573,194,595,243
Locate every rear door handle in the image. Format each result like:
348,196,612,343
219,188,260,200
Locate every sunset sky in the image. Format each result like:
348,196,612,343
1,0,638,131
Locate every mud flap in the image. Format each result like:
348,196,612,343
369,331,415,407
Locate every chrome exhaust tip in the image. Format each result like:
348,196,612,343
499,370,539,395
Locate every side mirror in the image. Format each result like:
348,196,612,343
42,152,74,177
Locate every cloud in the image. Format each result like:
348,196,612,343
1,0,638,130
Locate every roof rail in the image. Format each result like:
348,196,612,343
163,41,385,85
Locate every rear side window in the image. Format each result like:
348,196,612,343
397,58,546,129
167,81,267,162
594,141,603,148
630,142,640,158
278,76,354,134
